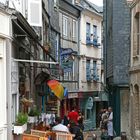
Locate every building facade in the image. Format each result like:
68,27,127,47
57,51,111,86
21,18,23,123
0,7,11,140
59,0,81,116
78,0,104,130
130,0,140,139
103,0,131,136
0,0,61,139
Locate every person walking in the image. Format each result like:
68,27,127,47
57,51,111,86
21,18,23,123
68,107,79,124
52,117,69,133
69,120,84,140
107,107,113,140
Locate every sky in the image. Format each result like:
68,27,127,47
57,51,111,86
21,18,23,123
88,0,103,6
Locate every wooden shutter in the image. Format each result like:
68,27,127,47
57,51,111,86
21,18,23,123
28,0,42,27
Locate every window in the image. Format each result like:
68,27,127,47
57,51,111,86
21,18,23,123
28,0,42,26
86,23,91,42
86,60,91,81
136,13,139,55
12,94,18,123
93,61,97,80
63,15,68,36
72,20,77,40
93,25,97,38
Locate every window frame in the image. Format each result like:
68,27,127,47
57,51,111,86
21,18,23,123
62,15,68,37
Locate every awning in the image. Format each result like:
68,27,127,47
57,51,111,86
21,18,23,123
47,80,64,100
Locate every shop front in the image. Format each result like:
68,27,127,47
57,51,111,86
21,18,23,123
79,91,108,130
60,92,82,118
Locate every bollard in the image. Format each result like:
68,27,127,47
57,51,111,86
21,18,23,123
121,132,127,140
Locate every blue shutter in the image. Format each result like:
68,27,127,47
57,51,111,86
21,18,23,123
93,25,98,46
93,61,99,81
86,23,91,44
86,60,91,81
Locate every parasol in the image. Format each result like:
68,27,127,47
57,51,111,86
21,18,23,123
47,80,64,100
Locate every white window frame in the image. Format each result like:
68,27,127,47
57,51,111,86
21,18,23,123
72,19,77,39
63,15,68,37
28,0,42,27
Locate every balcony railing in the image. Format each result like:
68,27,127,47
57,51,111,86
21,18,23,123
86,36,100,47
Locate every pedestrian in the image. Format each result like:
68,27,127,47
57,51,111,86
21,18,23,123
107,107,113,140
78,112,84,131
100,109,108,140
63,111,69,126
52,116,69,133
69,120,84,140
97,109,104,128
68,106,79,124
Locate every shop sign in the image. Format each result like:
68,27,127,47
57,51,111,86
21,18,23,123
68,93,78,99
86,97,93,109
60,48,77,72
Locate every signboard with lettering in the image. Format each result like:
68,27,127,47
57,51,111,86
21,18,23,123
60,48,77,72
68,93,78,99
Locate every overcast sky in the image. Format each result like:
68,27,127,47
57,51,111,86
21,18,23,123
88,0,103,6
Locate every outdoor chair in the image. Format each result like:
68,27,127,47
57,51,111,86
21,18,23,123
55,132,75,140
22,133,40,140
31,129,46,137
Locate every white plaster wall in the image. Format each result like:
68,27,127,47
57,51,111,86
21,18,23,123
120,89,130,136
0,12,11,140
0,38,7,140
79,10,102,91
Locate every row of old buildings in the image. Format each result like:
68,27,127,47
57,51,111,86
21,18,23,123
0,0,105,139
103,0,140,139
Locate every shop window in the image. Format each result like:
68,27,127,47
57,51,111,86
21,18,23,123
12,94,18,123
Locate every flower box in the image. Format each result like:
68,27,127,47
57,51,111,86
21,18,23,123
13,123,27,135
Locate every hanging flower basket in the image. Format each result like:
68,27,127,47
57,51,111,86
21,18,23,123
44,42,51,52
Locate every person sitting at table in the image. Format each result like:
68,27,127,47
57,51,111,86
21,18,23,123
52,116,69,133
69,120,84,140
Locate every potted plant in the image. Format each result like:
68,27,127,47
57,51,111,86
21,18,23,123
14,112,28,135
28,106,40,123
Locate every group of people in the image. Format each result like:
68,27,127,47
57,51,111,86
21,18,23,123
98,107,114,140
52,107,84,140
